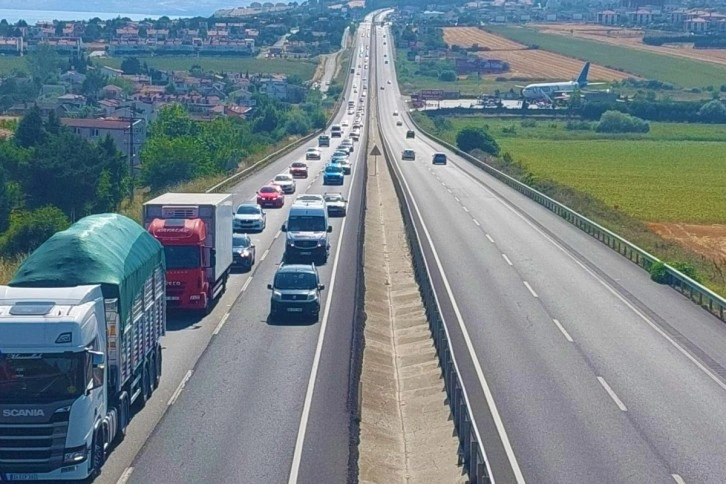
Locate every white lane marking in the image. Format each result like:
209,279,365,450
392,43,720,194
463,206,469,213
288,94,365,484
450,155,726,393
274,230,282,240
248,195,257,202
213,312,230,335
116,467,134,484
597,377,627,412
167,370,193,406
523,281,539,298
502,254,513,266
454,196,460,203
447,188,452,194
672,474,686,484
473,219,481,227
241,276,253,292
486,234,494,243
260,249,270,261
552,319,574,343
385,142,525,482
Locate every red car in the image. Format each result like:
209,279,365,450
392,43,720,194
257,185,285,208
289,161,309,179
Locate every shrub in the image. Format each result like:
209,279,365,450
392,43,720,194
650,261,702,284
0,206,70,257
438,70,457,82
456,127,500,155
595,110,650,133
698,99,726,123
565,120,592,131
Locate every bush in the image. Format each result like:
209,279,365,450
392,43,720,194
0,206,70,257
438,70,457,82
565,120,592,131
456,127,500,155
698,99,726,123
595,110,650,133
650,261,701,284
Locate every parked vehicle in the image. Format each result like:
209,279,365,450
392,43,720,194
0,214,166,481
282,199,332,264
144,193,233,312
268,264,325,321
234,203,266,233
289,161,309,179
232,233,256,272
256,185,285,208
324,192,348,216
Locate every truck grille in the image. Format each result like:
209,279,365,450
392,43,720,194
0,420,69,473
294,240,317,249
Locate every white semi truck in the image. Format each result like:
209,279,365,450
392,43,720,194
0,214,166,481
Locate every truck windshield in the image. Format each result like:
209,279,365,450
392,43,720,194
287,215,326,232
164,245,201,269
0,352,85,402
275,272,317,290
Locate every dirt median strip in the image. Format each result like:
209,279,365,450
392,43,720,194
357,98,464,483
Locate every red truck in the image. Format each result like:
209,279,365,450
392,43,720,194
144,193,234,312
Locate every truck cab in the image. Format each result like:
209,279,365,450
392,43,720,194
282,200,332,265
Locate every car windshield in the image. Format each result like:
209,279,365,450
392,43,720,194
275,271,318,290
0,352,85,402
292,163,306,168
233,235,251,248
325,194,343,202
287,215,327,232
164,245,201,269
237,205,260,215
260,186,277,193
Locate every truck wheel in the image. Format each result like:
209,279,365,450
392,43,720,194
90,429,106,478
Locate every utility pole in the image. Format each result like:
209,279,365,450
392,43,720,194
128,108,136,202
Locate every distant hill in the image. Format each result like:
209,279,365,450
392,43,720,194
0,0,252,17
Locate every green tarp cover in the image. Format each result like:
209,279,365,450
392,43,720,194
9,214,165,330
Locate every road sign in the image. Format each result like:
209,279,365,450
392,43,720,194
370,145,382,156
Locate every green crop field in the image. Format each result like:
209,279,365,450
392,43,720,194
425,116,726,223
96,56,318,79
488,26,726,89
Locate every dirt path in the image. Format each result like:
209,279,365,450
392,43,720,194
647,222,726,262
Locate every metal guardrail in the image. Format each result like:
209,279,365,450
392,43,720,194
378,127,492,484
407,115,726,322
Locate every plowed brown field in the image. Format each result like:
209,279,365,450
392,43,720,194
532,23,726,67
442,27,630,80
648,222,726,261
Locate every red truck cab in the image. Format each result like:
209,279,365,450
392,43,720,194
147,218,213,310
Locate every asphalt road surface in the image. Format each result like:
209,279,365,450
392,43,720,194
101,14,378,484
374,16,726,484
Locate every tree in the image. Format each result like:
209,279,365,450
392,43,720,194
150,104,198,138
14,105,45,148
0,206,70,257
698,99,726,123
95,135,127,211
140,136,212,191
595,110,650,133
252,105,281,135
121,57,142,75
456,127,500,155
438,70,456,82
81,68,108,100
0,164,10,232
25,43,61,83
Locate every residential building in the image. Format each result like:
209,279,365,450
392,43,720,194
60,117,146,168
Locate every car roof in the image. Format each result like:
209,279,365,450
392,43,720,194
276,264,317,274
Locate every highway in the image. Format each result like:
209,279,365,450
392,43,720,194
100,15,376,484
374,16,726,484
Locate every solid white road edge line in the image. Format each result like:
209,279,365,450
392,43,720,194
390,136,525,483
502,254,513,266
597,376,627,412
116,466,134,484
274,230,282,240
672,474,686,484
552,319,574,343
213,312,230,336
287,75,366,484
523,281,539,298
167,370,193,406
241,276,253,293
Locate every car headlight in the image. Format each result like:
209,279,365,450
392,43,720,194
306,292,317,301
237,250,249,257
63,445,88,464
272,290,283,300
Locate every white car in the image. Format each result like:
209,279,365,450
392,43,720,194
340,139,354,153
393,110,399,116
324,192,348,217
305,147,321,160
296,194,325,204
272,173,296,194
234,203,267,232
342,120,349,127
387,80,392,84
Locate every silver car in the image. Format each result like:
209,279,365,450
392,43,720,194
272,173,296,194
234,203,267,232
324,192,347,217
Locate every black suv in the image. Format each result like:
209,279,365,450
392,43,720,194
268,264,325,321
